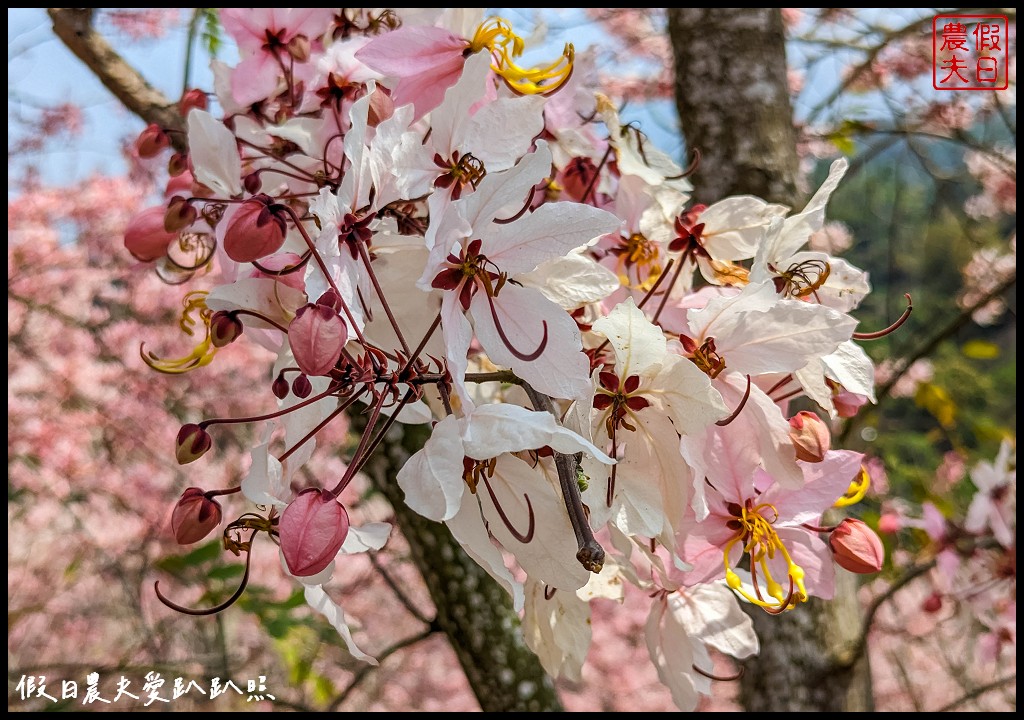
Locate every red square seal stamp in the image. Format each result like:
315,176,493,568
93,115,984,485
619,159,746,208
933,14,1010,90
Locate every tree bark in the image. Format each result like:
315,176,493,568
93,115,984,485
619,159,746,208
667,8,799,207
359,419,563,712
667,8,873,711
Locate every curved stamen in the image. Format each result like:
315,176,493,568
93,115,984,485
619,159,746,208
716,375,752,426
853,294,912,340
485,292,548,361
154,538,253,616
481,475,536,543
493,185,537,225
664,147,701,181
543,585,557,601
692,663,744,682
251,250,311,276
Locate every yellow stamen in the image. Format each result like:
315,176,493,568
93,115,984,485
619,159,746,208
834,466,870,507
468,17,574,96
722,501,807,611
141,291,218,374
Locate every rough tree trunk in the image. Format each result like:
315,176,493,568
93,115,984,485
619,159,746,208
359,418,563,712
667,8,873,712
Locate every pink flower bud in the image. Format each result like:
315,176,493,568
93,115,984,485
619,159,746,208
292,374,313,398
124,206,176,262
176,423,213,464
164,196,197,233
171,487,222,544
209,311,243,348
272,373,290,400
136,123,169,158
922,592,943,613
223,194,288,263
829,518,885,574
168,151,188,177
286,34,311,62
178,88,208,116
289,303,348,376
279,489,350,577
788,411,831,463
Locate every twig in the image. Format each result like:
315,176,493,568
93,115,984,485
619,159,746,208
937,675,1016,712
326,627,438,711
47,8,186,150
367,552,434,626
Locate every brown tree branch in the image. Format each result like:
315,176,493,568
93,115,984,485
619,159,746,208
937,675,1016,712
47,8,187,150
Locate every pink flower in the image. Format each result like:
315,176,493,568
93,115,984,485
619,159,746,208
278,488,350,577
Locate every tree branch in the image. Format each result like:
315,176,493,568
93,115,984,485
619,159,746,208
326,626,438,711
937,674,1016,712
47,8,187,150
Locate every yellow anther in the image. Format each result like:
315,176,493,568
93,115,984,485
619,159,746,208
721,501,809,612
142,291,218,374
468,17,574,96
834,466,871,508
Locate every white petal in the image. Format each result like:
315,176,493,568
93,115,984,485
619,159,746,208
430,51,491,158
591,298,667,378
700,195,788,261
445,493,525,611
206,277,306,330
243,437,287,508
650,354,729,436
645,596,701,712
676,584,759,659
340,522,392,554
522,579,592,682
776,157,848,259
486,203,620,276
397,415,466,521
458,141,552,230
304,585,378,664
462,403,612,464
465,95,547,172
482,455,591,591
822,340,877,402
471,283,590,401
187,109,242,197
518,252,621,310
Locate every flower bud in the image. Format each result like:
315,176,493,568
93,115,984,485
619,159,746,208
223,194,288,263
178,88,208,116
286,35,311,62
922,591,943,613
175,423,213,465
279,488,350,577
124,206,176,262
210,311,244,348
291,374,313,399
171,487,222,544
243,172,263,195
168,151,188,177
788,411,831,463
288,303,348,377
828,518,884,574
272,373,290,400
164,196,197,233
136,123,169,158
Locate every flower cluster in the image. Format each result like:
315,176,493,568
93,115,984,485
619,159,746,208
127,9,901,709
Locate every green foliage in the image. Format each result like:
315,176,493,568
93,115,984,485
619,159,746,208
199,8,222,58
